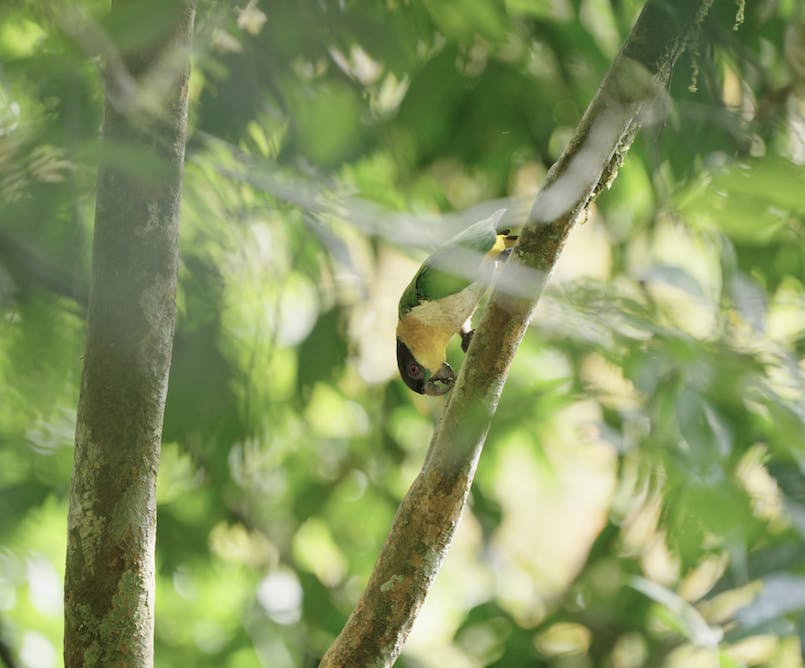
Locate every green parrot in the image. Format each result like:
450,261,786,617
396,209,518,395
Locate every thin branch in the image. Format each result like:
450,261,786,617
320,1,715,665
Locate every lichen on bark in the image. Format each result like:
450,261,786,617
63,2,195,666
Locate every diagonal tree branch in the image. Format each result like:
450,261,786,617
320,1,715,665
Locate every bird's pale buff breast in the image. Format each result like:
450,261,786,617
396,283,485,372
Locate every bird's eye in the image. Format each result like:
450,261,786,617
408,363,421,377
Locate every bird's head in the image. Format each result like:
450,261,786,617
396,338,455,395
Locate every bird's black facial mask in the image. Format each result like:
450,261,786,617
396,339,455,395
396,338,427,394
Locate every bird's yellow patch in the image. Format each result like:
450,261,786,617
396,236,516,374
396,316,453,373
490,233,518,256
397,282,485,372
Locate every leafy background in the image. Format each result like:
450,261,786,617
1,0,805,666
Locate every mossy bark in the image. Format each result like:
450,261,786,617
64,2,195,666
320,1,714,666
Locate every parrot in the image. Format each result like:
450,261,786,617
396,209,518,395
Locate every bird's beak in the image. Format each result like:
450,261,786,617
424,363,455,396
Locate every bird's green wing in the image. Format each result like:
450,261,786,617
399,213,503,316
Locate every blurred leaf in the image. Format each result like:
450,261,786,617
675,388,732,462
728,573,805,640
678,158,804,244
505,0,565,19
709,542,805,598
629,576,723,647
289,82,364,166
715,158,805,215
642,264,706,299
728,272,766,333
422,0,508,42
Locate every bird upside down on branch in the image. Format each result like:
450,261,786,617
396,209,518,395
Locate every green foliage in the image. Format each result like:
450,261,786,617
1,0,804,666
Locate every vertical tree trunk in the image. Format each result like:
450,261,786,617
64,2,194,666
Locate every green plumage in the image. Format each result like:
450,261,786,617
395,209,514,395
398,213,504,317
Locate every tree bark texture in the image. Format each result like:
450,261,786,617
320,1,714,665
64,2,194,666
